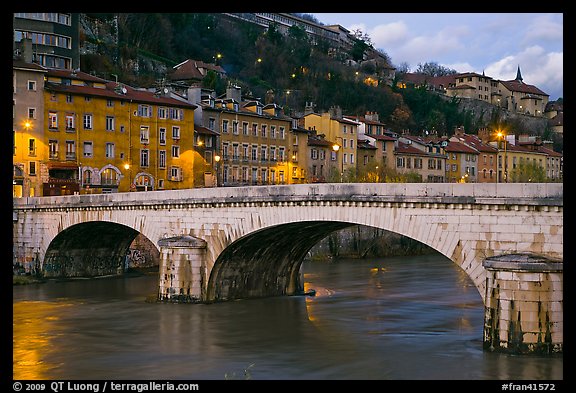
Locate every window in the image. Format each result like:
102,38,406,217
105,143,115,158
28,138,36,156
159,150,166,168
66,95,73,103
49,140,58,159
140,149,149,167
270,146,276,161
232,121,239,135
106,116,115,131
66,140,75,159
280,126,285,139
140,126,149,143
158,179,164,189
261,125,267,138
271,126,276,139
159,128,166,145
311,149,318,160
83,169,93,185
66,114,75,131
261,145,267,161
222,120,229,133
350,153,354,164
170,166,182,181
169,108,183,120
83,114,92,130
172,145,180,158
242,122,249,135
107,99,114,107
251,145,258,161
172,126,180,140
252,123,258,136
101,168,119,185
279,147,285,162
137,105,151,117
29,161,37,176
208,118,215,130
27,80,36,91
242,144,249,161
158,107,167,119
49,112,58,129
83,141,93,157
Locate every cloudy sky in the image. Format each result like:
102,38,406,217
311,13,563,101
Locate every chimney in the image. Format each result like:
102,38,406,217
329,105,342,120
226,85,242,102
304,101,316,115
365,111,379,122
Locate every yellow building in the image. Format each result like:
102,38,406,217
13,60,48,198
196,86,293,185
303,106,359,181
499,67,549,117
444,139,479,183
42,69,197,195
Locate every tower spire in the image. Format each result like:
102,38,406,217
515,65,523,83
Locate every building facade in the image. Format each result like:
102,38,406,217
41,69,198,195
13,60,48,198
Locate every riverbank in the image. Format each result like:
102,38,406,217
12,267,159,286
13,275,47,285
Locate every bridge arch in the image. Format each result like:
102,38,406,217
207,221,354,301
43,221,140,277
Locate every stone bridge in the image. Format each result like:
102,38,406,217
13,183,563,354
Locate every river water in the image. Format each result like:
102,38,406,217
13,253,563,381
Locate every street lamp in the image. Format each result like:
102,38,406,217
497,131,507,183
332,136,344,182
214,154,221,187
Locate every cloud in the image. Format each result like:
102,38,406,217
523,14,563,43
485,46,563,99
369,21,409,47
387,28,466,68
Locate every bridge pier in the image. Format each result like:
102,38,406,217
157,235,207,303
482,254,563,355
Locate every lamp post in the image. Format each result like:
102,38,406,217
214,154,221,187
497,131,507,183
332,136,344,182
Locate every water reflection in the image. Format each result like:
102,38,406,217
13,254,562,380
13,301,79,379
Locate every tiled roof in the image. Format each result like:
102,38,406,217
445,140,479,154
13,60,47,72
195,125,220,136
44,79,197,109
548,112,563,127
396,141,427,155
500,79,548,96
458,134,498,153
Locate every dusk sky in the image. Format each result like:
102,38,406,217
311,13,563,101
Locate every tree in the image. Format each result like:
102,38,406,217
509,161,547,183
416,61,457,77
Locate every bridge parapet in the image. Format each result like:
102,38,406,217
13,183,563,210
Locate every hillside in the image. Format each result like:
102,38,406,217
79,12,556,142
